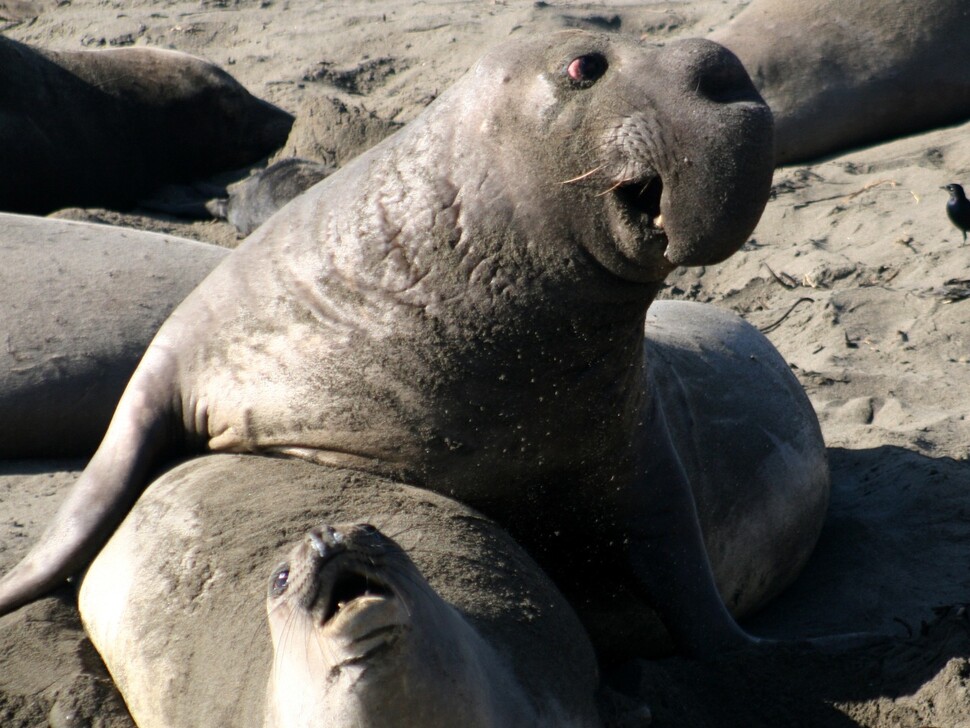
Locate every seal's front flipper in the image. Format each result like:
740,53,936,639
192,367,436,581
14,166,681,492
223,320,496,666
625,394,755,658
0,361,175,617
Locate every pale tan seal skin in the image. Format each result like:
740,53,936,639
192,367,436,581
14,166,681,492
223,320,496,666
0,37,293,213
709,0,970,164
78,455,603,728
0,214,228,458
3,31,777,658
265,524,577,728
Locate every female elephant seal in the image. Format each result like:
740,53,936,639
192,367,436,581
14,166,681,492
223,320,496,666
709,0,970,164
1,31,782,658
77,455,604,727
0,213,228,459
0,37,292,213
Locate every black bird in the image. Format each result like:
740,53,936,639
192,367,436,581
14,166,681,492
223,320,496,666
943,183,970,242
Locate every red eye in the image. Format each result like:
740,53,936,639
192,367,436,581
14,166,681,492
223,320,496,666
566,54,608,85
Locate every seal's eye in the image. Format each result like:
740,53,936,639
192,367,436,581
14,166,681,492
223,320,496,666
269,564,290,598
358,523,378,535
566,54,608,85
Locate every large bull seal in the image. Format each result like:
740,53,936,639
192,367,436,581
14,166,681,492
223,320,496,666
77,455,604,728
0,30,782,658
709,0,970,164
0,37,293,213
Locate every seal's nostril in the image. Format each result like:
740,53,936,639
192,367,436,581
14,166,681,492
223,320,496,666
309,530,328,557
695,59,756,104
308,526,345,557
676,41,760,104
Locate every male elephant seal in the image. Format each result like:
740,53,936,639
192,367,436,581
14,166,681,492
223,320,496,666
0,31,780,658
0,37,293,213
709,0,970,164
77,455,604,728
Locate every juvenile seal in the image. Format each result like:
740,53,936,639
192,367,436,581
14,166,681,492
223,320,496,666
205,157,335,237
0,214,227,458
1,31,779,658
709,0,970,164
77,455,604,728
0,37,293,213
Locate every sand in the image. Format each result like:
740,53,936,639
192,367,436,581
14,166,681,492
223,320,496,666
1,1,969,726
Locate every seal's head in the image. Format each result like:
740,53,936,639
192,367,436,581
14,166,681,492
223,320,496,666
264,523,541,728
442,31,774,284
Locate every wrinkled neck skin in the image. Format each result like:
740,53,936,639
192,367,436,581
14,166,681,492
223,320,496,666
295,80,660,361
263,584,568,728
185,73,660,505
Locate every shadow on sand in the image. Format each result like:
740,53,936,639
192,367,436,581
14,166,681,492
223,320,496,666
613,445,970,727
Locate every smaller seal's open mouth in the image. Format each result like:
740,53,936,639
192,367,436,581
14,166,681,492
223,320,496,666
614,175,664,230
322,570,394,624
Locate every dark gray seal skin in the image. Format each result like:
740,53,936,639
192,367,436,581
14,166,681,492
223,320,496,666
0,214,228,459
709,0,970,165
0,30,777,659
0,37,293,214
568,300,829,659
206,158,336,237
77,455,604,728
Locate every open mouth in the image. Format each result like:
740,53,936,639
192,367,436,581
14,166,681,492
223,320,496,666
613,175,664,231
321,569,394,624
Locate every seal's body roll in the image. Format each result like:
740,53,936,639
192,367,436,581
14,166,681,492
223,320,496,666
78,455,603,728
0,31,780,658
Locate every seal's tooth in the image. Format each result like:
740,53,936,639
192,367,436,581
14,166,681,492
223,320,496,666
652,213,664,229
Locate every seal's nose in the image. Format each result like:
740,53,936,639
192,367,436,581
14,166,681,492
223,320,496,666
689,42,761,105
661,38,762,106
307,525,345,559
648,37,773,268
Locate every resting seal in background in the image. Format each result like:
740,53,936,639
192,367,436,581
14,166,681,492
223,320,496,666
205,157,335,237
0,37,293,213
0,214,228,458
78,455,604,728
0,30,784,658
709,0,970,164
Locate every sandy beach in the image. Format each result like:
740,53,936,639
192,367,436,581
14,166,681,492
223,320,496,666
1,1,969,726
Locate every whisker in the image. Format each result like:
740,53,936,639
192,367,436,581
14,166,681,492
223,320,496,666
560,165,605,185
596,178,633,197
